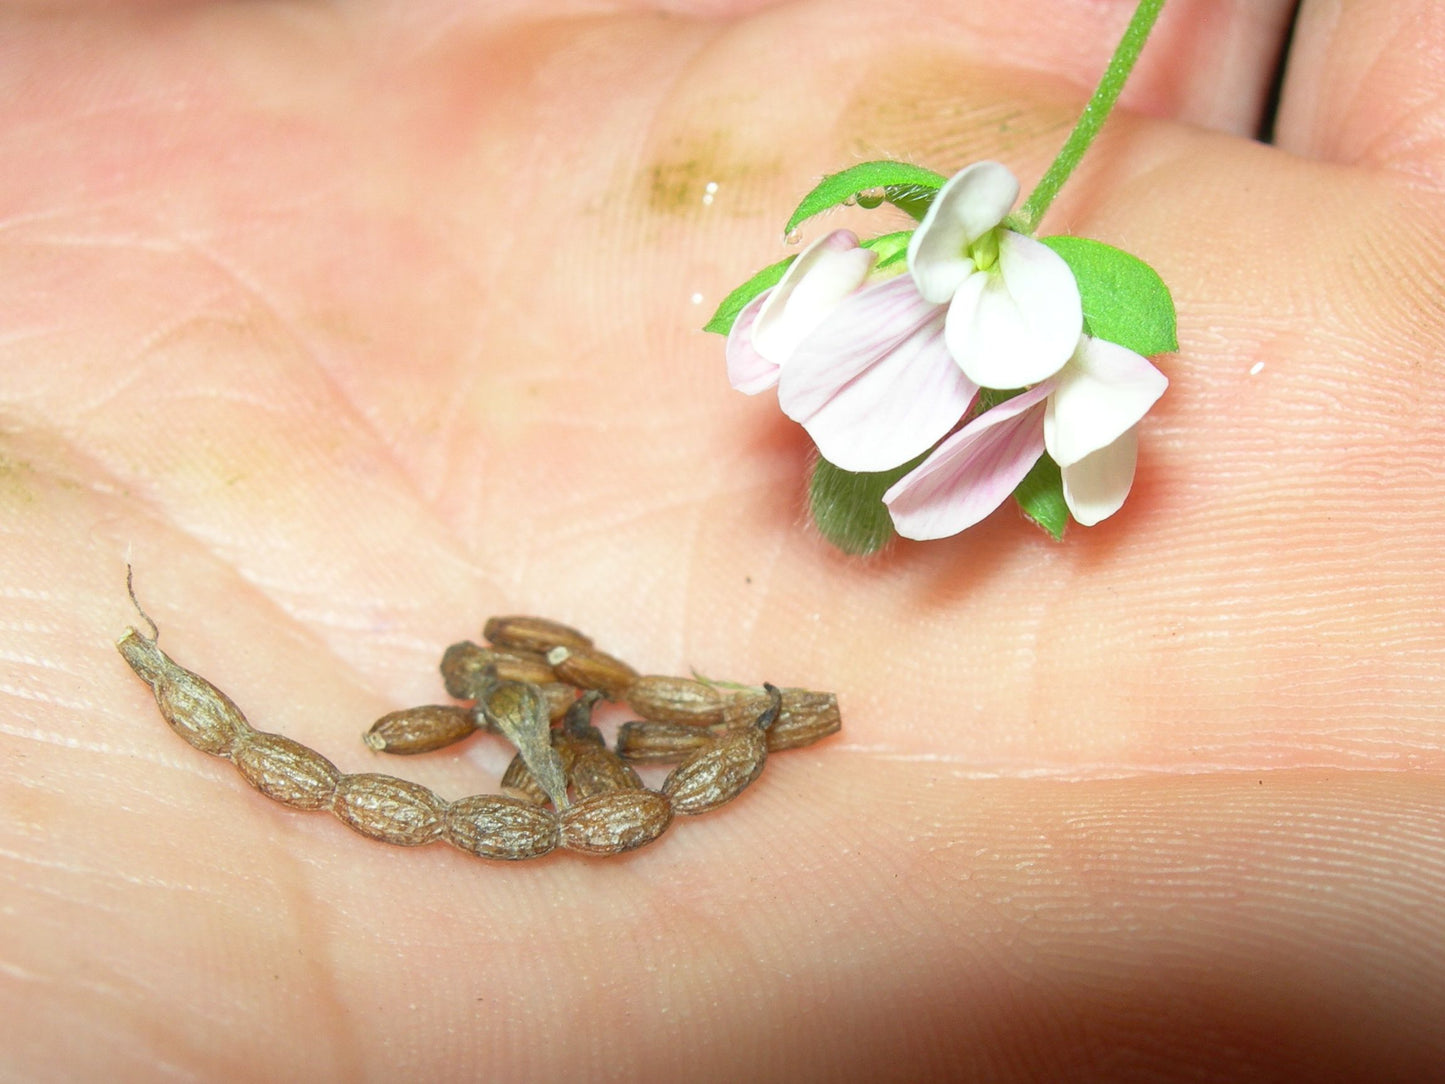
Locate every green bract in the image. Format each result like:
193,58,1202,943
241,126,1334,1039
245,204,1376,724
703,255,794,336
784,161,948,235
808,453,926,555
1011,454,1069,541
1040,236,1178,357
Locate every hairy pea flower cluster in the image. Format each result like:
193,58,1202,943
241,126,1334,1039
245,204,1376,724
723,161,1170,544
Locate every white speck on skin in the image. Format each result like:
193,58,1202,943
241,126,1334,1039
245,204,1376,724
1248,361,1265,376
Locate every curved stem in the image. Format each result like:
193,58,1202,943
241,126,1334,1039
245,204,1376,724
1013,0,1167,234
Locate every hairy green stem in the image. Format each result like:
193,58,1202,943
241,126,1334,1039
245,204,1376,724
1012,0,1168,234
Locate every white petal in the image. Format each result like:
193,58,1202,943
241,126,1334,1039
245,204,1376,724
907,161,1019,304
778,278,973,472
753,230,876,365
882,383,1051,540
944,231,1082,389
1044,337,1167,467
1062,426,1139,526
724,291,780,394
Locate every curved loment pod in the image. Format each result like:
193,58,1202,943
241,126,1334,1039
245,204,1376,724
331,773,448,847
116,628,255,757
232,731,341,810
444,795,559,860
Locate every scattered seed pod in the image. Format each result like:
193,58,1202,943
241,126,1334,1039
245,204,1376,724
364,705,477,755
626,675,726,726
441,640,557,700
444,794,559,860
331,773,447,846
537,682,578,722
545,644,639,699
663,685,781,815
615,720,714,764
559,789,673,856
116,629,255,757
721,687,842,752
232,731,341,810
484,615,593,655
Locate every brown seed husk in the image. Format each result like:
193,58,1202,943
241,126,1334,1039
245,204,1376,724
538,682,578,722
116,629,255,757
331,773,446,846
626,675,726,725
444,794,559,860
615,720,713,763
546,644,639,699
364,705,477,755
559,790,673,856
662,727,768,815
568,746,644,799
501,741,577,806
482,679,570,808
484,615,593,655
232,731,341,810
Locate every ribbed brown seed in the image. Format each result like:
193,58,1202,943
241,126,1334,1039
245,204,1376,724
568,746,644,798
363,705,477,755
722,687,842,751
331,773,446,846
441,640,557,701
546,644,639,698
484,615,592,655
615,720,713,763
232,731,341,809
559,790,673,856
444,795,559,860
626,675,726,726
116,629,255,756
663,685,781,815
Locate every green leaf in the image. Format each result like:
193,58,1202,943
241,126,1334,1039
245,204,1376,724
785,161,949,236
808,453,925,556
1040,236,1178,356
703,255,795,336
1013,454,1070,541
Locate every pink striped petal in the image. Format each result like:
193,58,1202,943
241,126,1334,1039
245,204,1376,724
752,230,875,365
777,277,974,472
1062,426,1139,526
1044,337,1167,467
725,291,780,395
907,162,1020,304
944,231,1081,389
883,383,1053,540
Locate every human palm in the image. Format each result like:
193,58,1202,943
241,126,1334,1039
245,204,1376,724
4,1,1444,1078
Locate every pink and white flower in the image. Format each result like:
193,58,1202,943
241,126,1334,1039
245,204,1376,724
883,336,1167,538
907,161,1083,390
727,230,977,473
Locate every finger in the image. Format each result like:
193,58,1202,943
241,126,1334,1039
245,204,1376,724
1274,0,1445,178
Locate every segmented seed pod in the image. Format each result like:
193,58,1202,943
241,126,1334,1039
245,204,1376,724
116,629,255,756
232,731,341,810
444,794,559,860
615,720,714,763
626,675,726,726
363,705,477,755
545,644,639,698
663,685,781,815
484,615,593,655
721,687,842,751
559,790,673,856
331,773,447,846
